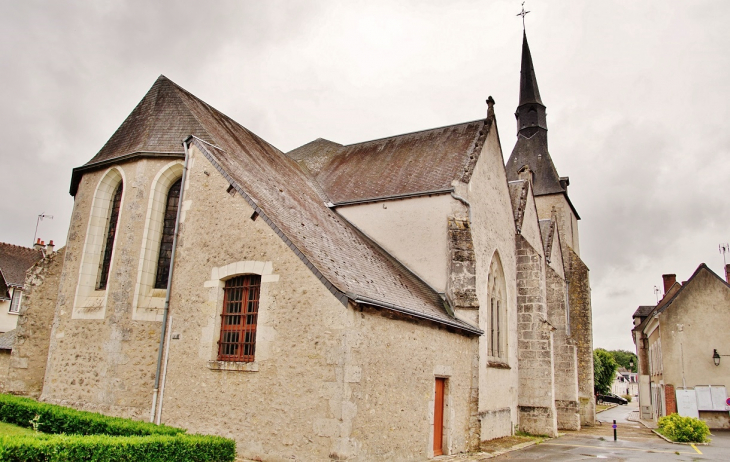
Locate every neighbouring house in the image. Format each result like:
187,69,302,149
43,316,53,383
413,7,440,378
8,32,595,460
632,264,730,429
611,369,638,397
0,241,46,332
0,329,15,391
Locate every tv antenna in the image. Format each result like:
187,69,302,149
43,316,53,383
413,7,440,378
653,285,661,303
33,213,53,246
720,243,729,266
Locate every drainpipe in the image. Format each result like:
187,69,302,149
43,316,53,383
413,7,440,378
150,140,191,423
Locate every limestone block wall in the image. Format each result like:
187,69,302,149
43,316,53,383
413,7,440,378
6,248,65,398
566,248,595,426
41,158,179,418
447,217,478,310
535,194,579,257
545,265,579,430
0,350,10,391
462,117,520,441
153,146,478,461
515,235,557,437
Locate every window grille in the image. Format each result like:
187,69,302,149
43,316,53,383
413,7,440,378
9,288,22,313
97,182,123,290
218,275,261,362
154,179,181,289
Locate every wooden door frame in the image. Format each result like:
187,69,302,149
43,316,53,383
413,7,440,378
433,377,446,456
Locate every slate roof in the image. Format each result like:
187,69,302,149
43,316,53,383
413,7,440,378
78,76,481,335
286,120,487,205
70,76,217,195
632,305,654,318
518,31,543,107
0,329,15,350
0,243,43,288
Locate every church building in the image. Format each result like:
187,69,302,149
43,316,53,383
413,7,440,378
7,33,594,460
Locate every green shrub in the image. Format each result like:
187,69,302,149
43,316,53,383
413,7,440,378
622,394,632,403
0,394,184,436
0,434,236,462
657,413,710,443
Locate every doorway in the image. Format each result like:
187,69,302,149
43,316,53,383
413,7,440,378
434,378,446,456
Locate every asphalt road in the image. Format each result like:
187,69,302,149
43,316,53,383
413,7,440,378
492,402,730,461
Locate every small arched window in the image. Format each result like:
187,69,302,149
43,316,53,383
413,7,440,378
487,252,507,360
154,179,181,289
97,182,123,290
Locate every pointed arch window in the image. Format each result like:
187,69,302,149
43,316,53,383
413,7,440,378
97,182,123,290
487,253,507,361
154,179,181,289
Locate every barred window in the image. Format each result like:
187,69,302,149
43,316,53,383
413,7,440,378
154,179,181,289
9,288,22,313
218,275,261,362
97,182,123,290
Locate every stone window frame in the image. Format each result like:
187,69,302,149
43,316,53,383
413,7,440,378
132,161,184,322
204,261,279,372
486,251,508,366
72,167,126,320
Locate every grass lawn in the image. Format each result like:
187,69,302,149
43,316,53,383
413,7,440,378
0,421,38,436
596,403,613,412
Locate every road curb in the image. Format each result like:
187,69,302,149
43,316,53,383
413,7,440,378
596,403,618,413
651,429,710,445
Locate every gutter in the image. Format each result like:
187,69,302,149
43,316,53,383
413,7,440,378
149,140,190,423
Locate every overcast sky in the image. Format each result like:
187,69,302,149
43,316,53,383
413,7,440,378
1,1,728,352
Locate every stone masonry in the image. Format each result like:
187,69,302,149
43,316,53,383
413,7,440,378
515,235,558,437
6,247,65,398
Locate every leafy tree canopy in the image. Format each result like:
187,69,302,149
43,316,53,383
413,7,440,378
593,348,619,395
606,349,638,373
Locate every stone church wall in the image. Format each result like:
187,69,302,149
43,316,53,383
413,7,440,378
515,235,557,437
461,118,520,441
6,247,65,397
545,264,580,430
153,146,478,461
566,247,595,426
41,158,178,418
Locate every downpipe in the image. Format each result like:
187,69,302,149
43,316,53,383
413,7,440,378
150,140,191,423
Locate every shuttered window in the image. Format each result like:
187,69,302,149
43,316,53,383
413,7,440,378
97,182,123,290
217,275,261,362
154,179,181,289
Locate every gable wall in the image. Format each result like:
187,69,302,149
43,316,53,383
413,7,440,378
659,270,730,391
535,194,579,256
462,122,520,440
156,146,478,460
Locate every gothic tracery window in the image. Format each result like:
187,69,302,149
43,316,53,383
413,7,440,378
487,253,507,361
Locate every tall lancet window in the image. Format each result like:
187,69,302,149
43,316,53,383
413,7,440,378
154,179,181,289
97,182,123,290
487,252,507,360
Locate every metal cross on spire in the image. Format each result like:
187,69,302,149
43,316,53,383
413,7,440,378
517,2,530,30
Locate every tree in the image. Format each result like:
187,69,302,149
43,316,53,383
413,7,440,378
606,349,637,373
593,348,619,395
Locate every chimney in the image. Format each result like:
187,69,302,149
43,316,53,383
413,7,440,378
33,238,44,252
662,274,676,294
725,264,730,284
46,240,55,254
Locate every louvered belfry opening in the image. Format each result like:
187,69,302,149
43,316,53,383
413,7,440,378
97,183,123,290
154,179,182,289
218,275,261,362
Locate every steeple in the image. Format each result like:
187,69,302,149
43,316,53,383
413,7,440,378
515,31,547,136
506,32,566,198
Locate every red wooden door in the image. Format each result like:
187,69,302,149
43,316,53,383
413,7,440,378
433,378,445,456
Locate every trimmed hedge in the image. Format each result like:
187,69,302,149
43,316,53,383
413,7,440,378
0,394,183,436
0,394,236,461
657,413,710,443
0,434,236,462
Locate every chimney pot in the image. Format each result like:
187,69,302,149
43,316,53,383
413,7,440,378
33,239,44,252
46,240,55,254
662,274,676,294
725,264,730,284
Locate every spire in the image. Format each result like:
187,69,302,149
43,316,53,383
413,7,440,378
506,32,565,198
515,31,547,136
518,31,543,107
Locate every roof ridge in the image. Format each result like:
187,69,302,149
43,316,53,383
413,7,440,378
343,119,482,148
0,242,37,252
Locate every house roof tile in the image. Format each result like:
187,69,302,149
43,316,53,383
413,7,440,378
0,243,43,288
